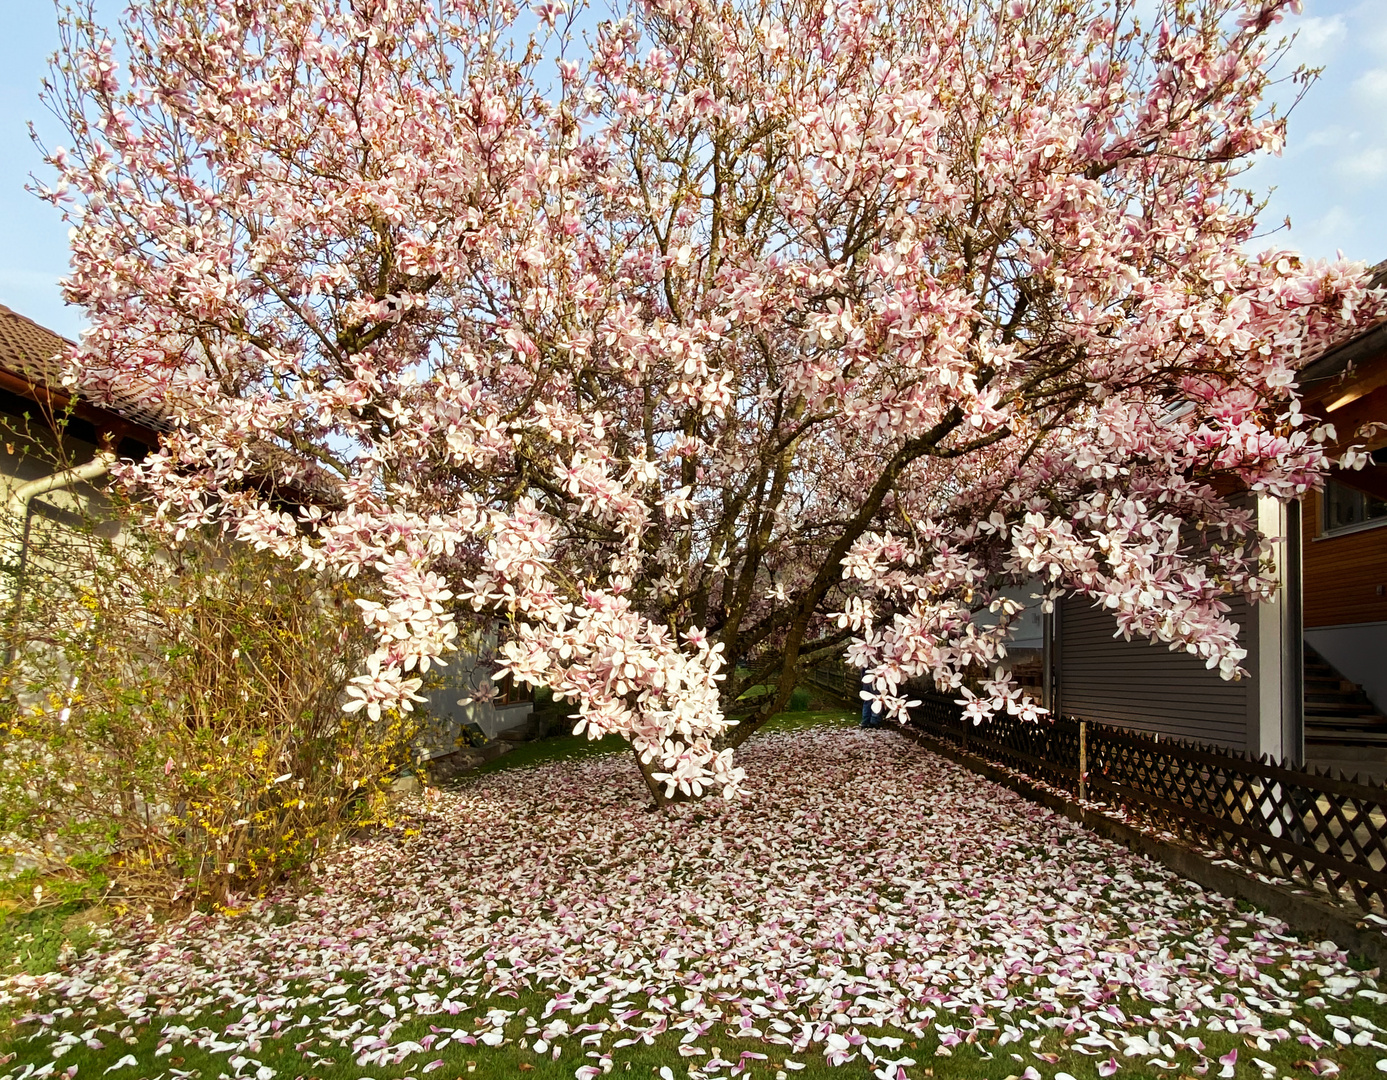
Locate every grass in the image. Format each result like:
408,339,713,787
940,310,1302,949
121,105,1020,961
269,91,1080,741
0,712,889,1079
0,986,947,1079
758,710,858,735
0,901,102,979
0,712,861,985
13,711,1383,1080
0,712,859,983
471,729,632,776
10,966,1387,1080
471,709,860,779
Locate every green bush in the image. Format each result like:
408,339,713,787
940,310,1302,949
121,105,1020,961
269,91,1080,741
0,493,412,907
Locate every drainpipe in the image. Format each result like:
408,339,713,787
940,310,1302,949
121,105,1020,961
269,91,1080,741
4,451,117,662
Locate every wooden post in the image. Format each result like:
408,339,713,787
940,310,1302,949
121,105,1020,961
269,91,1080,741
1078,719,1087,803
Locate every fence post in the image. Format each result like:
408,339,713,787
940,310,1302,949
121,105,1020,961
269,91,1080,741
1078,720,1087,802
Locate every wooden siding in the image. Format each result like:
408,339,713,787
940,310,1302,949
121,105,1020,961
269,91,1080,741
1302,489,1387,628
1058,596,1250,751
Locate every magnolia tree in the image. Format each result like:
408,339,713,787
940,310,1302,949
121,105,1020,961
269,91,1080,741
41,0,1381,801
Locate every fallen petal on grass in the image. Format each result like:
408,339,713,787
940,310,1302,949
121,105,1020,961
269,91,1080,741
0,728,1384,1080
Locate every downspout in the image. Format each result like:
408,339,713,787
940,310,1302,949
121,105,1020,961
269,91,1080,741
4,451,117,662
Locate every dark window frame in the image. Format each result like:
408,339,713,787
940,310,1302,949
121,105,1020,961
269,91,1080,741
493,671,534,706
1321,477,1387,536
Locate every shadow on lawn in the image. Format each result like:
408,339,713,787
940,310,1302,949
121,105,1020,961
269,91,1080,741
470,709,859,779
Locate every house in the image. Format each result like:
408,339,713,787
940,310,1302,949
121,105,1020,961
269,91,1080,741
1041,296,1387,777
1295,314,1387,775
415,635,535,752
0,304,169,605
1042,497,1300,762
0,304,168,462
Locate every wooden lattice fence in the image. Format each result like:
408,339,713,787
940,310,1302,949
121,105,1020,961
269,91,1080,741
908,695,1387,915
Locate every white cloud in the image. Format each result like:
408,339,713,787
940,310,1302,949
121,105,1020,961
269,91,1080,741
1289,14,1347,66
1270,203,1365,263
1249,2,1387,259
1301,125,1352,149
1336,144,1387,181
0,267,65,292
1300,204,1360,243
1355,0,1387,60
1352,67,1387,109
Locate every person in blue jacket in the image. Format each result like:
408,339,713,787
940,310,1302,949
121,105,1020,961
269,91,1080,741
860,670,882,728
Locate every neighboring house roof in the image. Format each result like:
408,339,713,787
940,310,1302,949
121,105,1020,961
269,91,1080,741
0,305,345,508
0,304,171,449
1294,262,1387,480
1298,259,1387,402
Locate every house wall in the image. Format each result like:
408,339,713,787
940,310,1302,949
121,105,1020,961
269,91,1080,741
1051,496,1298,759
0,403,112,510
413,692,534,760
966,583,1046,647
0,406,127,638
1301,489,1387,629
0,391,545,755
1003,583,1046,650
411,635,534,760
1299,486,1387,712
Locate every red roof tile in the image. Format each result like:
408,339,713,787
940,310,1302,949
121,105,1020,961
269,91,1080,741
0,304,172,437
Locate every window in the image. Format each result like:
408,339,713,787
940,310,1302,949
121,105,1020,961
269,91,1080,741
493,671,534,706
1323,478,1387,534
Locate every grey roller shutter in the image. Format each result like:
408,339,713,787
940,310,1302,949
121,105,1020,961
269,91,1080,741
1058,596,1251,751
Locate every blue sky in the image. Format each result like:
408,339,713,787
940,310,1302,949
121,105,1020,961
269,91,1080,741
1,0,1384,341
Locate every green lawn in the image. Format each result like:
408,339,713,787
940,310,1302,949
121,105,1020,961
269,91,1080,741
471,729,633,777
0,986,1024,1079
0,713,861,977
7,962,1386,1080
5,712,1384,1080
0,712,862,983
0,901,101,979
473,710,860,778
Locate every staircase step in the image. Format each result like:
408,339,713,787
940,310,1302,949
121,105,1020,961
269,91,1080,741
1307,717,1387,729
1306,712,1387,726
1303,695,1381,715
1304,695,1380,709
1307,734,1387,748
1303,646,1387,747
1305,678,1355,692
1306,723,1387,736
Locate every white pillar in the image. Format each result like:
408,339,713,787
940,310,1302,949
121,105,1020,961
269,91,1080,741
1254,495,1288,761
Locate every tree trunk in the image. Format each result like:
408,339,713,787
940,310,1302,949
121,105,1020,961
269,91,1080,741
629,743,697,809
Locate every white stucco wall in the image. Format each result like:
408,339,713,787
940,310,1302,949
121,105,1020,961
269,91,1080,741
411,636,535,759
1005,585,1046,651
968,581,1046,650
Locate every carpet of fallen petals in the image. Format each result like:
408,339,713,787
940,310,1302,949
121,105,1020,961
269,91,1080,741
3,727,1387,1080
